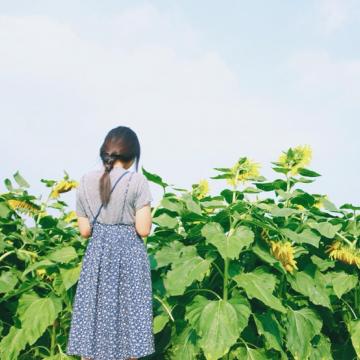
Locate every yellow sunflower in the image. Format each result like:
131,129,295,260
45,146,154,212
278,144,312,176
270,240,298,273
325,240,360,268
7,199,41,216
50,180,79,199
194,179,210,200
226,158,261,187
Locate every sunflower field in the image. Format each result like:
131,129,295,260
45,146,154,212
0,145,359,359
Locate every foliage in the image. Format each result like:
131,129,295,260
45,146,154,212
0,147,359,359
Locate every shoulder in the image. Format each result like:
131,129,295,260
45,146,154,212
82,169,102,182
130,172,148,185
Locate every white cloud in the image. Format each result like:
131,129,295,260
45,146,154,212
0,3,358,207
288,50,360,101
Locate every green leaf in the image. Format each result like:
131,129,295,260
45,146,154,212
0,202,11,218
47,246,78,263
233,269,286,313
253,310,285,354
228,291,251,334
182,193,202,215
0,326,28,360
153,213,178,229
347,319,360,358
201,223,254,260
282,228,320,248
168,326,199,360
0,271,18,294
310,255,335,272
185,295,240,360
163,246,212,296
269,205,301,217
153,240,184,268
141,167,169,188
235,346,269,359
297,168,321,177
309,334,333,360
60,264,82,290
13,171,30,188
286,307,322,360
329,271,358,298
308,221,342,239
19,294,62,345
21,259,54,279
287,268,332,309
161,197,184,214
153,313,169,334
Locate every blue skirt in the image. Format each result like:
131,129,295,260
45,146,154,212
65,222,155,360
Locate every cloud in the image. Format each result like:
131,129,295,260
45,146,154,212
317,0,349,32
0,3,358,207
288,50,360,102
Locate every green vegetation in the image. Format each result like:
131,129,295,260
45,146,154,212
0,145,359,359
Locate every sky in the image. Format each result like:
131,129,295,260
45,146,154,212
0,0,359,211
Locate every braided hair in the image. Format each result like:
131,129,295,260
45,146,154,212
99,126,141,207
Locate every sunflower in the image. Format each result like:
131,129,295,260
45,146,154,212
50,180,79,199
194,179,210,200
7,199,41,216
226,158,261,187
270,240,298,273
278,144,312,176
325,240,360,268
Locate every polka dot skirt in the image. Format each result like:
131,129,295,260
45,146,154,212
65,222,155,360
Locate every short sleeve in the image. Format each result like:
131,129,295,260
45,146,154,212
75,176,87,217
134,175,153,211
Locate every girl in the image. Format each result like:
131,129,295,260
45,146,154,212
66,126,156,360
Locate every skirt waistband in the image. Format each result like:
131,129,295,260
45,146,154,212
94,221,135,227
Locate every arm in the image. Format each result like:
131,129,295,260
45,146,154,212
133,175,153,238
77,216,92,238
135,205,152,238
75,175,92,238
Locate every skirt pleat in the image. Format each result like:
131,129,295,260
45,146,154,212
66,223,155,360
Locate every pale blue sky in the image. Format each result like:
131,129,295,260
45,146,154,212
1,0,359,210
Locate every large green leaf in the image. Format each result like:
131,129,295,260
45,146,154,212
168,326,199,360
46,246,78,263
328,271,358,299
163,246,212,296
185,295,240,360
233,268,286,313
153,213,178,228
60,264,82,290
309,333,333,360
253,310,285,355
281,228,320,248
286,307,322,359
234,346,269,359
307,220,342,239
228,290,251,334
153,240,184,268
287,268,332,309
347,319,360,358
0,326,28,360
19,293,62,345
201,222,254,260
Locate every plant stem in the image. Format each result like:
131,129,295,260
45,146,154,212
50,319,57,356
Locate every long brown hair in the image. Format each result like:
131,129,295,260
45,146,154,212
99,126,140,207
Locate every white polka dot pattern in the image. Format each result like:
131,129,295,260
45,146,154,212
65,222,155,359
